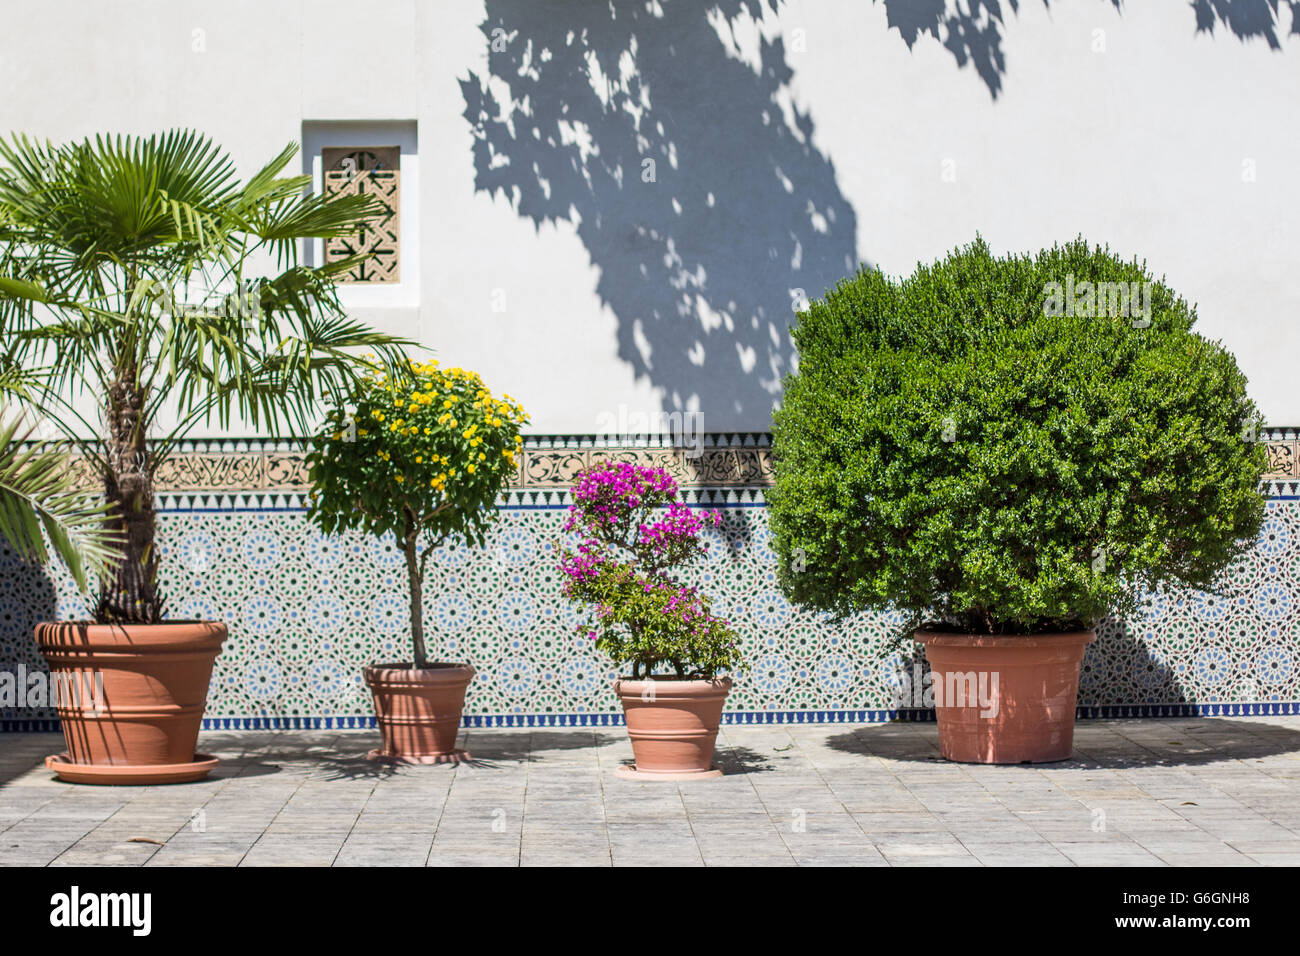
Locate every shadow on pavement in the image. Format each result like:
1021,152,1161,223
824,717,1300,768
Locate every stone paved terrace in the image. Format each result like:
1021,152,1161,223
2,717,1300,867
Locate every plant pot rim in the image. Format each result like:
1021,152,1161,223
36,619,226,629
915,630,1096,649
614,675,733,692
35,619,228,654
363,662,477,684
365,661,474,672
615,674,733,682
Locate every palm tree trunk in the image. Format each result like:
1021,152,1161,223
96,378,161,623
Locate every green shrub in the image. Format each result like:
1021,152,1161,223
769,237,1268,635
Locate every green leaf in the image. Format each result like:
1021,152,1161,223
0,276,49,302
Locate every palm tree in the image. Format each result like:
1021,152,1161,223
0,130,412,622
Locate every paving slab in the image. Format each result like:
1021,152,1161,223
2,717,1300,865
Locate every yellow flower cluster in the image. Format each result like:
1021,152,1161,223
324,357,529,509
310,358,530,546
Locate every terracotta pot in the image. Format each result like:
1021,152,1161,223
916,630,1095,764
613,677,732,779
34,620,227,784
363,662,474,763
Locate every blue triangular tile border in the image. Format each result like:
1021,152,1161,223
7,703,1298,734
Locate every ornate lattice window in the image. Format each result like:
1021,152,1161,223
321,145,401,283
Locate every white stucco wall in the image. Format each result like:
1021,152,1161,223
2,0,1296,433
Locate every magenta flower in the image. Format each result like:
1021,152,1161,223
557,459,741,680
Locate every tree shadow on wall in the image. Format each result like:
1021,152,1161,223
459,1,1293,430
461,0,860,430
1084,615,1198,709
879,0,1296,99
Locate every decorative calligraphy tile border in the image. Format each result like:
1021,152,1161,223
58,429,1299,494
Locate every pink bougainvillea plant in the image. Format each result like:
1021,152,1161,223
559,460,742,680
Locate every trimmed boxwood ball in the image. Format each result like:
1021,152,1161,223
769,237,1268,635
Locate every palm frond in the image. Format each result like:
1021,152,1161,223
154,269,414,437
0,412,121,590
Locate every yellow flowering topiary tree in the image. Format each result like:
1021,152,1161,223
307,360,527,668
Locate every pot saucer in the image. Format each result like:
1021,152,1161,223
45,753,220,785
614,763,723,781
365,748,471,765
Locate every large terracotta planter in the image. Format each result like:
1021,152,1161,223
34,621,227,784
916,630,1095,764
363,663,474,764
613,677,732,780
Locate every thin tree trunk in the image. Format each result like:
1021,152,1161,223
97,377,161,623
404,517,427,670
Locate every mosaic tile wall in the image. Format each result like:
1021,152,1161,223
2,434,1299,729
